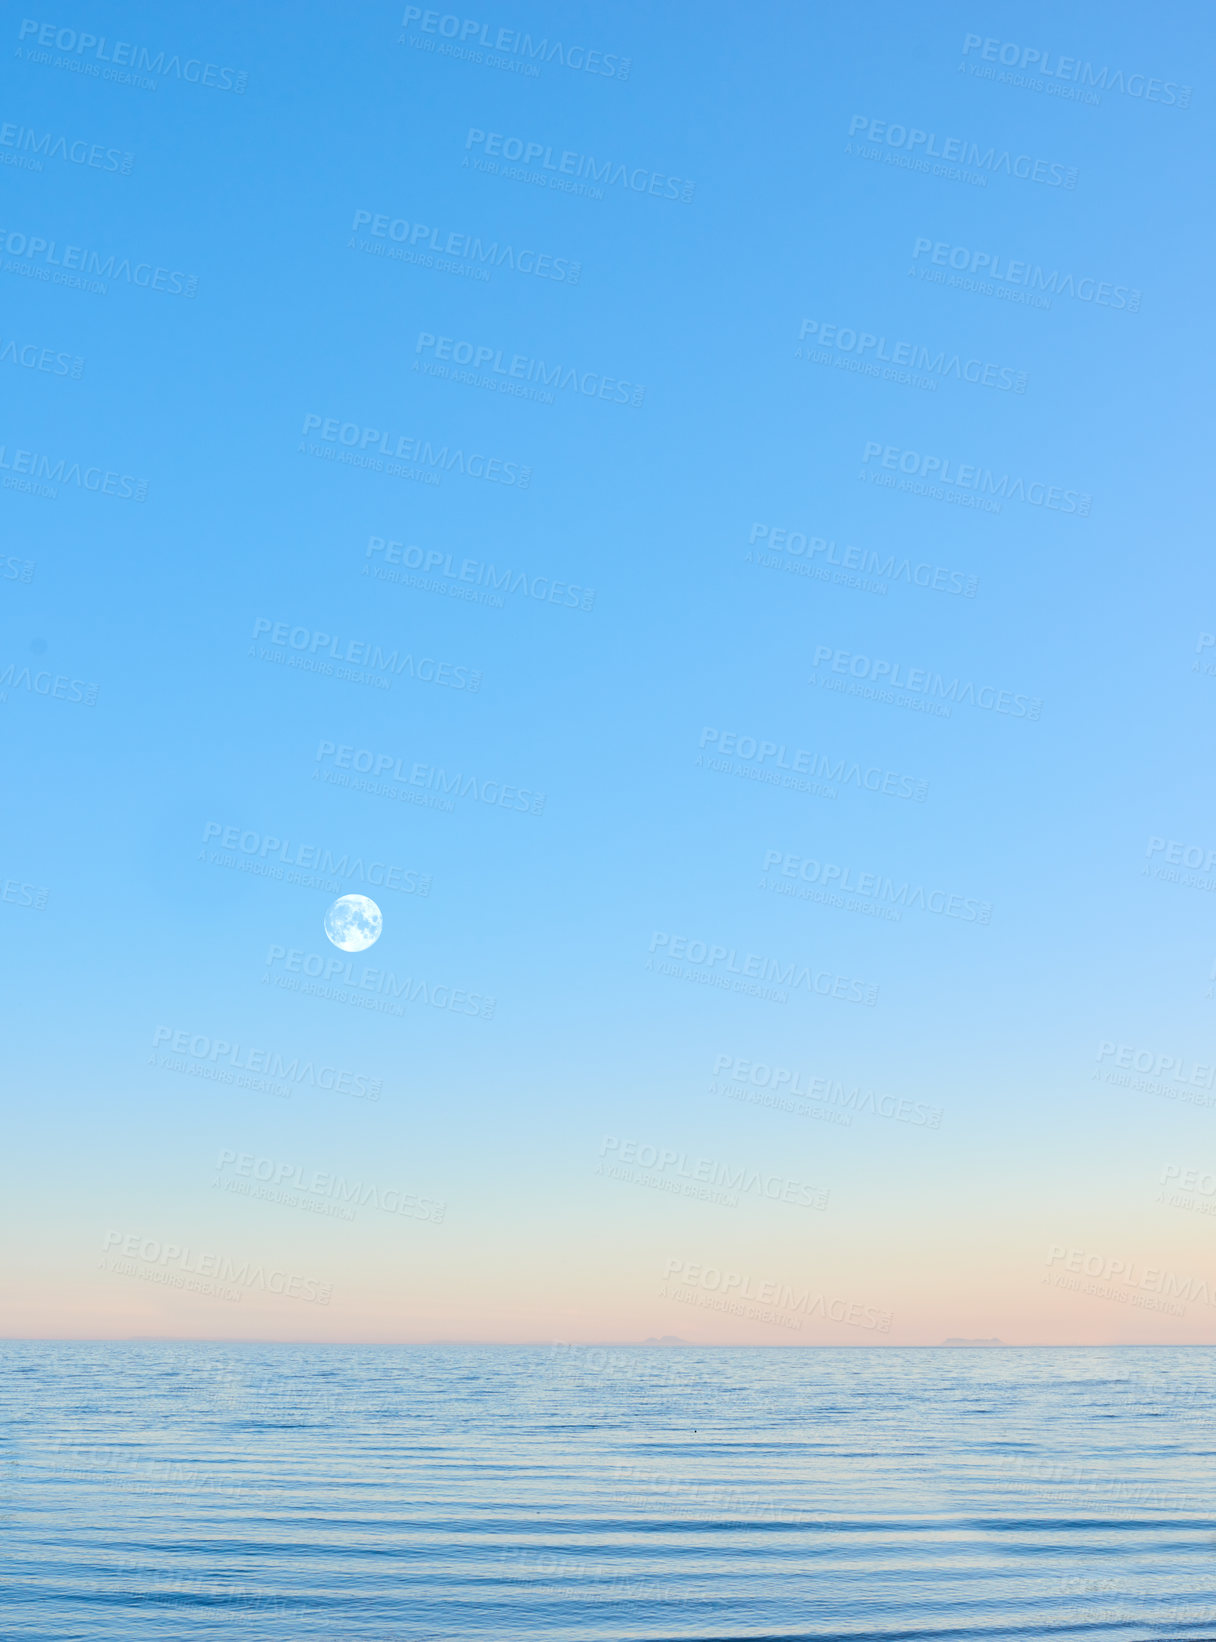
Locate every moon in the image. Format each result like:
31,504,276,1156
324,894,382,952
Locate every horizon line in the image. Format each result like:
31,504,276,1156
2,1336,1214,1349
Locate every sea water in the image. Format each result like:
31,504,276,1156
2,1342,1214,1639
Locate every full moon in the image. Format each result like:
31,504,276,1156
324,894,382,952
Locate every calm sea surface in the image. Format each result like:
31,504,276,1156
2,1343,1215,1639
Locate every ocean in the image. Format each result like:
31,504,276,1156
2,1342,1214,1639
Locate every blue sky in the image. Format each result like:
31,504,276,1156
3,0,1214,1344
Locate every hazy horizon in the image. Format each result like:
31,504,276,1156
5,1336,1213,1349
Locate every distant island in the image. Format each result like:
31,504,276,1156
642,1335,688,1346
941,1337,1004,1347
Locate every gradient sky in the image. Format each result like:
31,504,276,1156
2,0,1213,1346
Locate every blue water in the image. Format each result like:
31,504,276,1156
3,1343,1215,1639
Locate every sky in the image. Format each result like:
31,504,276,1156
2,0,1213,1347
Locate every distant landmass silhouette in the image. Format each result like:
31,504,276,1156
941,1337,1004,1346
